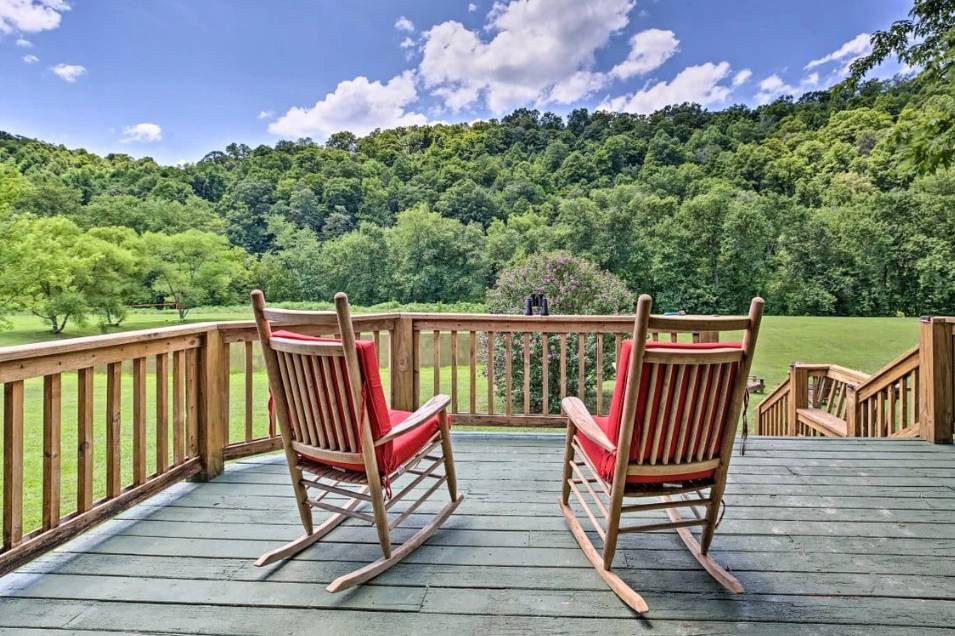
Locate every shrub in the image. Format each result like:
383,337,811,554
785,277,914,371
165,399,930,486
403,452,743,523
486,252,634,414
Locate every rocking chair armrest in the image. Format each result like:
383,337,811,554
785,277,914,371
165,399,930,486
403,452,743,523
375,394,451,446
562,397,616,452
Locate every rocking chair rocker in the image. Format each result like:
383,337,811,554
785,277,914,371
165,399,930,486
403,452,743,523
251,290,463,592
560,294,763,613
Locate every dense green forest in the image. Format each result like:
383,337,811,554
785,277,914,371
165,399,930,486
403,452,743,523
1,2,953,333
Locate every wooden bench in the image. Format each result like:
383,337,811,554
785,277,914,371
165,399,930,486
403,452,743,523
796,407,848,437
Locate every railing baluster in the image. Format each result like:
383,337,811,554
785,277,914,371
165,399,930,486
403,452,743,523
559,334,567,400
133,357,147,486
221,342,231,444
450,331,458,414
433,330,441,399
173,350,185,464
577,333,585,400
487,331,495,415
469,331,477,414
244,341,254,441
504,332,513,416
106,362,122,499
2,380,24,549
412,329,420,410
541,334,549,416
156,353,169,475
77,368,94,512
42,373,61,531
889,380,898,435
186,348,199,456
877,389,886,437
522,333,530,416
596,334,604,415
901,374,909,430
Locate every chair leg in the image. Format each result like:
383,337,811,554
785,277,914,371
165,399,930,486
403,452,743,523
560,426,576,505
290,466,314,535
368,477,392,559
560,501,649,613
662,496,743,593
438,411,458,500
255,489,366,567
327,493,463,592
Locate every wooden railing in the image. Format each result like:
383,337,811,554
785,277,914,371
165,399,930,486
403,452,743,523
2,310,952,576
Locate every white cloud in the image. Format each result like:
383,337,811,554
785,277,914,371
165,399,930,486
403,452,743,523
21,53,37,63
400,36,415,49
0,0,70,34
257,110,274,120
803,71,819,86
599,61,733,114
394,15,414,32
49,62,84,82
805,33,871,70
121,122,163,143
732,68,751,86
15,37,31,46
754,72,823,104
468,2,477,11
609,28,678,80
546,70,608,104
269,71,428,139
419,0,634,113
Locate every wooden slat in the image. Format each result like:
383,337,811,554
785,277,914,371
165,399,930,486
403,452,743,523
185,348,199,457
412,329,420,410
132,357,147,486
244,341,254,442
155,354,169,475
76,368,93,513
901,374,909,430
433,330,441,399
3,380,24,549
559,334,567,400
541,334,549,416
221,342,231,445
522,333,530,416
42,373,62,531
636,365,659,463
504,333,513,416
105,362,122,499
172,350,185,464
649,365,674,464
450,331,458,414
487,332,495,416
577,333,585,400
595,334,603,415
469,331,476,414
706,363,733,458
307,357,332,449
662,365,686,463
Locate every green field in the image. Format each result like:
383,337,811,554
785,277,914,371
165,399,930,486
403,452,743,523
0,309,920,534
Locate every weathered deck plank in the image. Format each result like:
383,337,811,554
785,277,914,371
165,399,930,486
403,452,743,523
1,434,954,633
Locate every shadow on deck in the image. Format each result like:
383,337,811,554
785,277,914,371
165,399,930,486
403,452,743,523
2,434,955,634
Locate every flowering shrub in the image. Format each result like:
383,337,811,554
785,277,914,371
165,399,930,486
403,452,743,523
486,252,634,414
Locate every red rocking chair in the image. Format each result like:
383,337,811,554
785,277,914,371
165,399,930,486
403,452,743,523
561,294,763,612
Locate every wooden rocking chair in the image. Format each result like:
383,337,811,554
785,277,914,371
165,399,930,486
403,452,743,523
560,294,763,613
251,290,463,592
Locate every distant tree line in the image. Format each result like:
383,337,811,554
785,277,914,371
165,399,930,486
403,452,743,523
0,1,952,332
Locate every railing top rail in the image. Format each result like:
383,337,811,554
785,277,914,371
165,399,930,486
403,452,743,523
0,322,217,364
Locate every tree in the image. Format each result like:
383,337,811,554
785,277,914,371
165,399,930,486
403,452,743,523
142,230,248,320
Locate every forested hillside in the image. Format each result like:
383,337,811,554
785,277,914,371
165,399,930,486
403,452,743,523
2,70,954,331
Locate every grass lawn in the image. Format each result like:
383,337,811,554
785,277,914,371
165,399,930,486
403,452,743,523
1,309,920,534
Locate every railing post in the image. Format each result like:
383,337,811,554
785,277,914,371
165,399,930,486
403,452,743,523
197,326,226,479
919,316,954,444
788,363,807,436
845,386,859,437
392,315,415,411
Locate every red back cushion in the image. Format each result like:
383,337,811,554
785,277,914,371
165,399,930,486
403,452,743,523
606,339,741,464
270,330,393,466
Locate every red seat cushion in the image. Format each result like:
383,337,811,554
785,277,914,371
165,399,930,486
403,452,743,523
269,329,432,476
576,339,740,485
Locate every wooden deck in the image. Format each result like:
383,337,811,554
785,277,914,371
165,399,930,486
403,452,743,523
1,434,955,634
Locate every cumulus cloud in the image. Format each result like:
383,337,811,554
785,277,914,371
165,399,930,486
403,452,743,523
468,2,477,11
257,110,274,120
121,122,163,143
732,68,751,86
15,37,31,46
609,28,678,80
418,0,633,112
755,72,823,104
268,71,428,139
600,61,733,114
546,70,608,104
50,62,84,82
805,33,871,70
400,36,415,49
0,0,70,34
22,53,37,63
394,15,414,32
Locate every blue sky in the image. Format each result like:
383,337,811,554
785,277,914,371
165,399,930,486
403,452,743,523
1,0,911,165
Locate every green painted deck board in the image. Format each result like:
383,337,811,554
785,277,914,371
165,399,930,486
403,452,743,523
2,435,954,633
